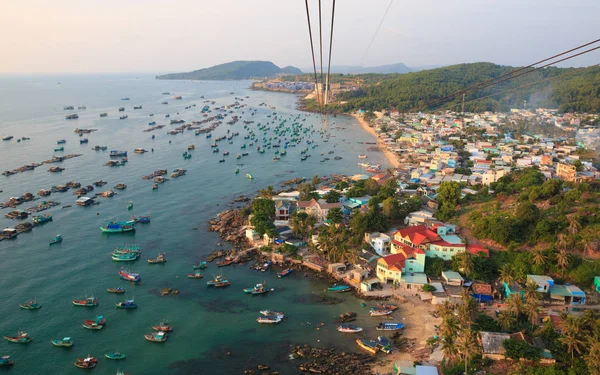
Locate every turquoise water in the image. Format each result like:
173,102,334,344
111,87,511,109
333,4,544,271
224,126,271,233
0,75,390,374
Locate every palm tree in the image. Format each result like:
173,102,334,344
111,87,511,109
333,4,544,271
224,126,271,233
559,316,586,366
523,280,539,303
506,294,523,317
585,339,600,375
556,233,568,251
258,185,275,199
436,300,456,320
567,214,582,236
457,251,474,279
556,248,570,276
457,289,476,328
531,248,547,268
523,298,539,325
455,328,481,375
497,311,515,331
499,264,515,286
440,334,459,363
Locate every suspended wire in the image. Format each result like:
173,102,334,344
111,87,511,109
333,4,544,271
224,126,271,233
304,0,322,113
431,38,600,105
318,0,324,99
359,0,394,66
324,0,336,108
456,63,599,108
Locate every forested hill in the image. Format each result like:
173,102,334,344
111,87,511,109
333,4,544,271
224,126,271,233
156,61,302,80
333,62,600,113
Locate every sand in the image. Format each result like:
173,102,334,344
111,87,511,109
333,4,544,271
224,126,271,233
352,113,400,169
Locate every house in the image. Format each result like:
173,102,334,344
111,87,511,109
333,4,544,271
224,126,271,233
245,228,260,242
556,162,577,181
548,284,586,305
297,198,342,222
404,210,433,226
479,331,510,360
503,281,523,298
471,283,494,303
274,199,296,221
364,232,391,256
75,197,94,206
390,241,426,273
527,274,554,293
400,272,429,290
376,254,405,284
442,270,464,286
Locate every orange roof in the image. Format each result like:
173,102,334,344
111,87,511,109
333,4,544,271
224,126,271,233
395,224,440,246
392,240,425,258
467,243,489,257
379,253,406,271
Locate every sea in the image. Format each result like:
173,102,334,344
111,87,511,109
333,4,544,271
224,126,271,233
0,74,391,374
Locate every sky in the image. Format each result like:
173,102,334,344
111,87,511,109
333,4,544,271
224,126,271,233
0,0,598,73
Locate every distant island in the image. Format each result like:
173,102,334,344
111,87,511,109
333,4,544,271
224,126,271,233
326,62,413,74
156,61,302,80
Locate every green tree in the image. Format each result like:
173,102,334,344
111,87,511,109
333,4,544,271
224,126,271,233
364,178,380,196
258,185,275,199
503,339,541,361
497,311,515,331
323,189,342,203
326,207,344,224
436,181,462,220
382,197,400,219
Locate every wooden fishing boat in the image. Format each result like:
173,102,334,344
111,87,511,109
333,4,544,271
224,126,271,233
356,339,379,355
148,253,167,264
127,201,133,210
277,269,292,278
3,331,32,343
144,331,167,343
19,299,42,310
187,269,203,279
216,259,234,267
51,337,74,347
49,234,63,245
373,303,399,311
107,287,125,294
376,336,393,354
256,316,282,324
118,268,141,283
193,261,207,269
338,312,357,323
259,310,284,319
376,322,404,331
152,184,159,190
115,298,137,309
0,356,14,367
101,221,135,233
111,252,140,262
152,322,173,332
369,309,393,317
72,296,98,307
328,285,351,293
105,352,126,360
74,356,97,369
337,324,363,333
133,215,150,223
82,316,105,330
260,260,271,272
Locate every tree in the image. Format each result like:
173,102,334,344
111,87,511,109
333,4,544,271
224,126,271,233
497,311,515,331
456,251,474,279
311,175,321,189
323,189,342,203
290,211,317,239
567,214,582,236
506,294,524,317
503,339,541,361
382,197,400,219
455,328,480,375
326,207,344,224
335,180,349,190
422,284,437,292
574,160,584,172
586,340,600,375
298,182,318,201
556,248,570,276
531,248,547,268
364,178,380,196
499,264,515,286
436,181,462,220
378,178,398,200
258,185,275,199
559,316,586,366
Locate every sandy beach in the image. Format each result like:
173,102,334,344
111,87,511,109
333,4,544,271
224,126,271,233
352,113,400,169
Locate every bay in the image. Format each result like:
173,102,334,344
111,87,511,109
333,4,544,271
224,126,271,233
0,74,390,374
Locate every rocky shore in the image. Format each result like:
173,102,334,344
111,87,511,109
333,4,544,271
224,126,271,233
207,208,250,249
292,345,376,374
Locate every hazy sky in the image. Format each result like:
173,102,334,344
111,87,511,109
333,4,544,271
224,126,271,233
1,0,598,73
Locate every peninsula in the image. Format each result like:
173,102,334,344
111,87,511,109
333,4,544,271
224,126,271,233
156,60,302,81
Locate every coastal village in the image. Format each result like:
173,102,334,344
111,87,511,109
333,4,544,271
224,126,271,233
221,104,600,375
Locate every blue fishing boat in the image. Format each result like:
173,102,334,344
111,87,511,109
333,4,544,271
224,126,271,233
376,322,404,331
328,285,351,293
277,269,292,278
0,356,14,367
32,214,52,225
105,352,126,360
101,221,135,233
133,215,151,223
376,336,393,354
116,298,137,309
51,337,74,347
49,234,62,245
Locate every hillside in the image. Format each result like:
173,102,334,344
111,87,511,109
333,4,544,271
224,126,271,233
156,61,302,80
327,62,413,74
332,62,600,113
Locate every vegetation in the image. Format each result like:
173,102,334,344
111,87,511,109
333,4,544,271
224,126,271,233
156,60,302,80
249,198,276,237
330,63,600,113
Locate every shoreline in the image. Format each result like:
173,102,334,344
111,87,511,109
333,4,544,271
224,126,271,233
352,113,400,169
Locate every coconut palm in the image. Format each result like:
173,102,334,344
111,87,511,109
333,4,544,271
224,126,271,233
456,251,474,278
531,248,547,268
455,328,481,375
440,334,459,363
586,339,600,375
559,316,586,366
258,185,275,199
499,264,515,286
497,311,515,331
556,248,570,276
523,298,539,325
567,214,582,236
523,279,540,303
506,294,523,317
556,233,568,251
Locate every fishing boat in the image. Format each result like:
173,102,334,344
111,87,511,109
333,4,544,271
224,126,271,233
187,270,203,279
82,316,105,330
152,322,173,332
0,356,14,367
338,312,357,323
277,269,292,278
100,113,108,117
356,339,379,355
144,331,167,343
373,303,399,311
376,322,404,331
336,324,363,333
72,296,98,307
110,150,127,157
216,259,234,267
243,282,271,295
256,316,282,324
107,287,125,294
358,154,367,159
49,234,63,245
376,336,393,354
369,308,393,316
260,260,271,272
259,310,284,319
57,139,67,144
328,285,351,293
105,352,126,360
115,298,137,309
51,337,74,347
182,151,192,159
127,201,133,210
193,261,207,269
206,274,230,287
246,173,253,180
74,356,97,369
3,332,32,343
54,146,64,152
114,183,127,190
111,252,140,262
32,214,53,225
187,145,195,150
19,299,42,310
234,168,239,174
133,214,150,223
152,184,158,190
118,268,141,283
148,253,167,264
101,221,135,233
